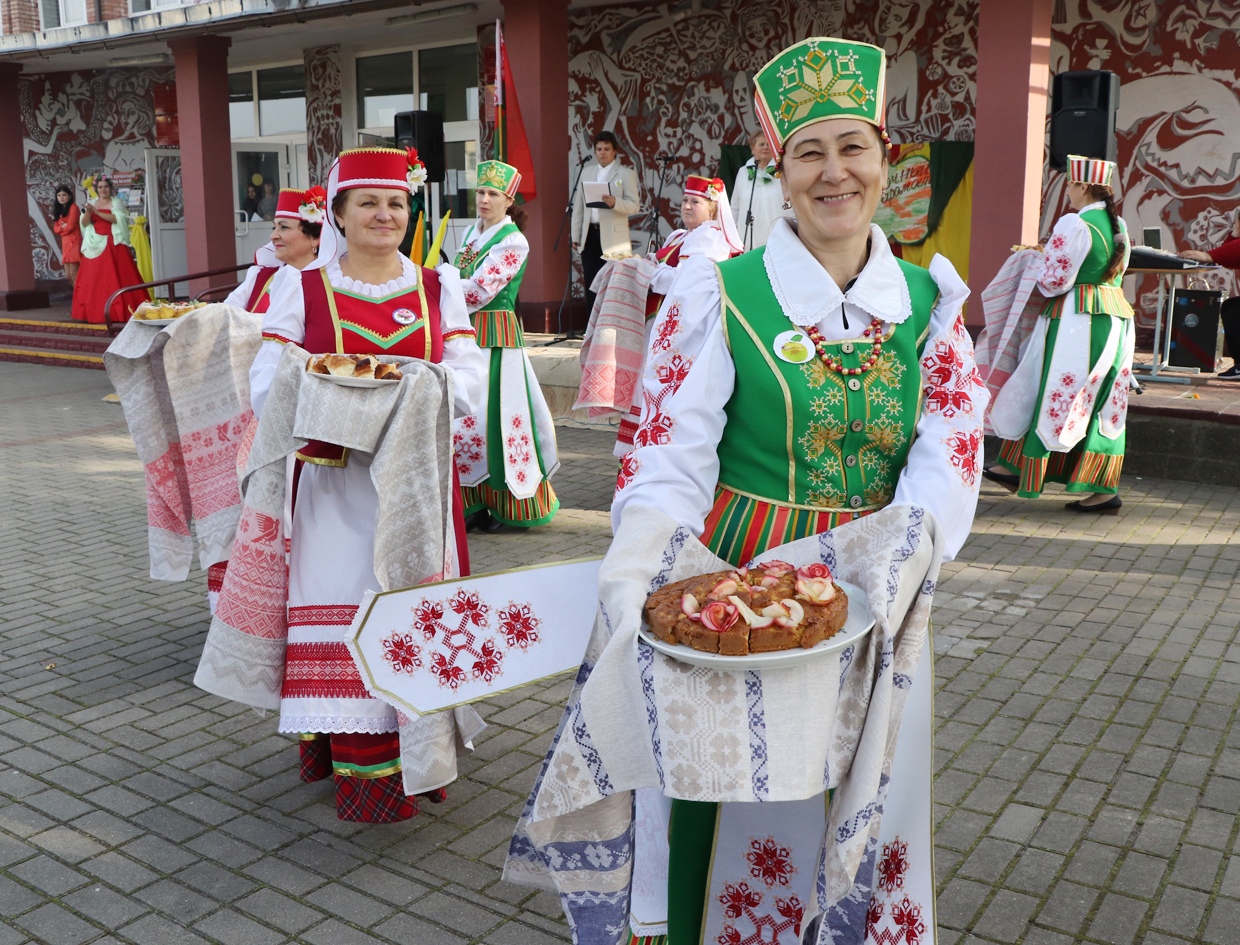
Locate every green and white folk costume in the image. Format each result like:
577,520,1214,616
610,36,987,945
452,162,559,527
989,191,1134,496
611,218,985,945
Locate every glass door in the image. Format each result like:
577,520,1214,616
144,148,187,299
233,144,290,265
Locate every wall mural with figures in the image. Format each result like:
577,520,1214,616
564,0,977,263
21,66,172,282
1047,2,1240,323
565,0,1240,328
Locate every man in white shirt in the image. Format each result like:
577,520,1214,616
730,130,786,250
571,131,641,310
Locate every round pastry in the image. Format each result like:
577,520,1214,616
643,561,848,655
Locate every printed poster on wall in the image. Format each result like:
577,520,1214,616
874,143,931,245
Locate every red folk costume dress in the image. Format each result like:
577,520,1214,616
248,150,486,822
53,203,82,266
72,194,150,324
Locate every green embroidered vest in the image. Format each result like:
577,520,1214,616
715,250,938,514
1076,207,1121,288
456,221,528,347
1044,207,1133,320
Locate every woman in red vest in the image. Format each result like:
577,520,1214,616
224,187,324,314
248,148,486,822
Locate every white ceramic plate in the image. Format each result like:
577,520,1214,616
133,317,179,327
307,372,400,388
637,579,875,670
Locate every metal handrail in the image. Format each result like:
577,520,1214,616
103,262,250,334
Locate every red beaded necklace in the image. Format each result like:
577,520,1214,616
805,318,885,376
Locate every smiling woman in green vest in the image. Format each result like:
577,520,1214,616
985,155,1134,513
452,159,560,533
611,37,986,945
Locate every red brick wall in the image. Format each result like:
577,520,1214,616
98,0,128,22
3,0,42,33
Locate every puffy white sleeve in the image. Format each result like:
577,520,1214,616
223,265,260,310
460,229,529,314
892,254,988,561
249,267,306,417
1037,213,1092,297
611,255,736,535
648,229,687,296
435,263,486,417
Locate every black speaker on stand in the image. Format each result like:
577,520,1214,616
394,110,445,183
1049,70,1120,170
394,111,446,260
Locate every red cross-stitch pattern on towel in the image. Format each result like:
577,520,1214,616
404,591,545,691
715,881,803,945
182,413,252,519
865,837,927,945
746,836,795,888
144,444,191,535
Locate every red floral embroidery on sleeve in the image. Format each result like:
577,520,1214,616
615,451,639,492
920,335,981,419
945,430,981,485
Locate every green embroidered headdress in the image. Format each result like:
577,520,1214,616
753,38,887,161
475,160,522,199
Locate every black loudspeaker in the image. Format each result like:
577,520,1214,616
394,110,445,184
1050,70,1120,171
1167,287,1224,372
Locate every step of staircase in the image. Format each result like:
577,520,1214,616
0,317,112,370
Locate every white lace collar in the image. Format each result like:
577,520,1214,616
328,254,417,297
762,219,911,328
466,216,512,248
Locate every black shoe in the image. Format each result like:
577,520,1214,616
482,513,505,533
982,468,1020,492
1065,495,1122,514
464,510,488,532
1217,365,1240,380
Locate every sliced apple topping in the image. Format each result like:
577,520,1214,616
680,593,700,619
795,576,836,603
708,578,739,600
700,600,740,633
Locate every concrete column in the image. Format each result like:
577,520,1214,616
169,36,236,296
0,63,48,310
968,0,1053,325
501,0,570,333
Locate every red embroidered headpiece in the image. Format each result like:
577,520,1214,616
336,147,423,193
684,175,726,201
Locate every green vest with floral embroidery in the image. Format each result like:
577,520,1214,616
1043,208,1133,320
455,221,527,347
715,250,938,513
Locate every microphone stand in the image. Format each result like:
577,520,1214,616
544,156,591,346
742,160,758,251
645,155,674,255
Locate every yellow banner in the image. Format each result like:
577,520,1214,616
874,144,932,245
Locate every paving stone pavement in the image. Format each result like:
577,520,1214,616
2,359,1239,945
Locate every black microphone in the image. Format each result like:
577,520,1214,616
578,155,591,165
655,154,675,164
